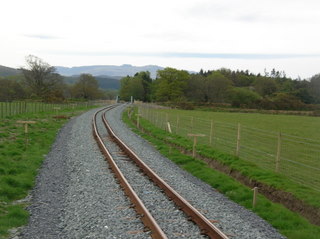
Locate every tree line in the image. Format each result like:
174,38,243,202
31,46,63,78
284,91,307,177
119,67,320,110
0,55,116,102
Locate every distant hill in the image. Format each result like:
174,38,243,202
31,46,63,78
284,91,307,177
64,75,121,90
0,65,21,77
55,64,164,78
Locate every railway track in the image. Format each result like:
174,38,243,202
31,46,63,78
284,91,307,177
92,105,229,239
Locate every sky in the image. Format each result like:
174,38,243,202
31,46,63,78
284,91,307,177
1,0,320,79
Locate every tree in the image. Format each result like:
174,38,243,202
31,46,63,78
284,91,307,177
119,76,132,101
72,74,102,99
134,71,152,102
205,72,232,103
0,78,26,101
20,55,64,101
308,74,320,103
118,72,152,102
186,74,207,102
254,77,277,96
154,68,190,102
103,89,118,100
228,88,261,107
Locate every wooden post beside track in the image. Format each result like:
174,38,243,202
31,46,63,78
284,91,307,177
136,114,141,128
252,187,258,208
188,134,205,158
16,120,36,148
167,122,172,133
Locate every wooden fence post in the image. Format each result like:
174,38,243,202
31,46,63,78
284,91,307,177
252,187,258,208
190,116,194,133
209,120,214,145
176,115,179,134
136,114,141,128
275,132,282,172
167,122,172,133
17,120,36,148
236,123,241,157
188,134,205,157
9,102,12,116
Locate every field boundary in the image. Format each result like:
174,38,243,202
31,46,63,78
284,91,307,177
136,104,320,192
127,109,320,226
0,100,115,118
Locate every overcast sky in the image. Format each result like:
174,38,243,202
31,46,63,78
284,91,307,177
1,0,320,78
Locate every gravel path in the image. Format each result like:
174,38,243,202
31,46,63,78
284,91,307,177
18,105,286,239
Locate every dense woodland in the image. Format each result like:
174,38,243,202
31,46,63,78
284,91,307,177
119,67,320,110
0,56,117,102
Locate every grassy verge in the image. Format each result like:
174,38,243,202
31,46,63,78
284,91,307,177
123,107,320,239
0,105,98,238
138,107,320,210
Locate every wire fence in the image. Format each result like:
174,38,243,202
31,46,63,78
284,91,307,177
137,104,320,192
0,100,114,118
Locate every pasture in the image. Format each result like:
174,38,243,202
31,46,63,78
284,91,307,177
138,105,320,192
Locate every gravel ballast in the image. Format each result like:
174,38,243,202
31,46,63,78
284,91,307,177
106,105,286,239
18,105,286,239
96,110,207,238
20,108,148,239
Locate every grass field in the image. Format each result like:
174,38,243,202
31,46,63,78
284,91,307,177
123,109,320,239
0,105,100,238
0,101,112,119
138,105,320,192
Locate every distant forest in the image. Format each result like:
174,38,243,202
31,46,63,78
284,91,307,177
1,55,320,111
0,56,118,102
119,68,320,111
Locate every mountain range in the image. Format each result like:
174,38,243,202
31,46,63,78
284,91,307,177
0,65,21,77
55,64,163,78
0,64,166,90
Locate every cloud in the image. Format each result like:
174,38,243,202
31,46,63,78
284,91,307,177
45,50,320,59
184,0,315,24
153,53,320,59
23,34,61,40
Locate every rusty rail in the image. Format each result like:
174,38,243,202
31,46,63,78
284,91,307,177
101,107,229,239
92,106,168,239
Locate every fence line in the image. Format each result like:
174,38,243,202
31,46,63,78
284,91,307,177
138,104,320,192
0,100,113,118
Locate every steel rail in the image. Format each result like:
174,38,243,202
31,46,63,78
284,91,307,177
92,106,168,239
102,108,229,239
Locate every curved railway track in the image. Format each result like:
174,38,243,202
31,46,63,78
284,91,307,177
92,105,229,239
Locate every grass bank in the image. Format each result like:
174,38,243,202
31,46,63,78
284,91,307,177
0,105,99,238
123,107,320,239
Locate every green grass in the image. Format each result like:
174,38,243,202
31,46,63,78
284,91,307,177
159,108,320,139
123,107,320,239
138,106,320,192
0,105,99,238
0,101,98,119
